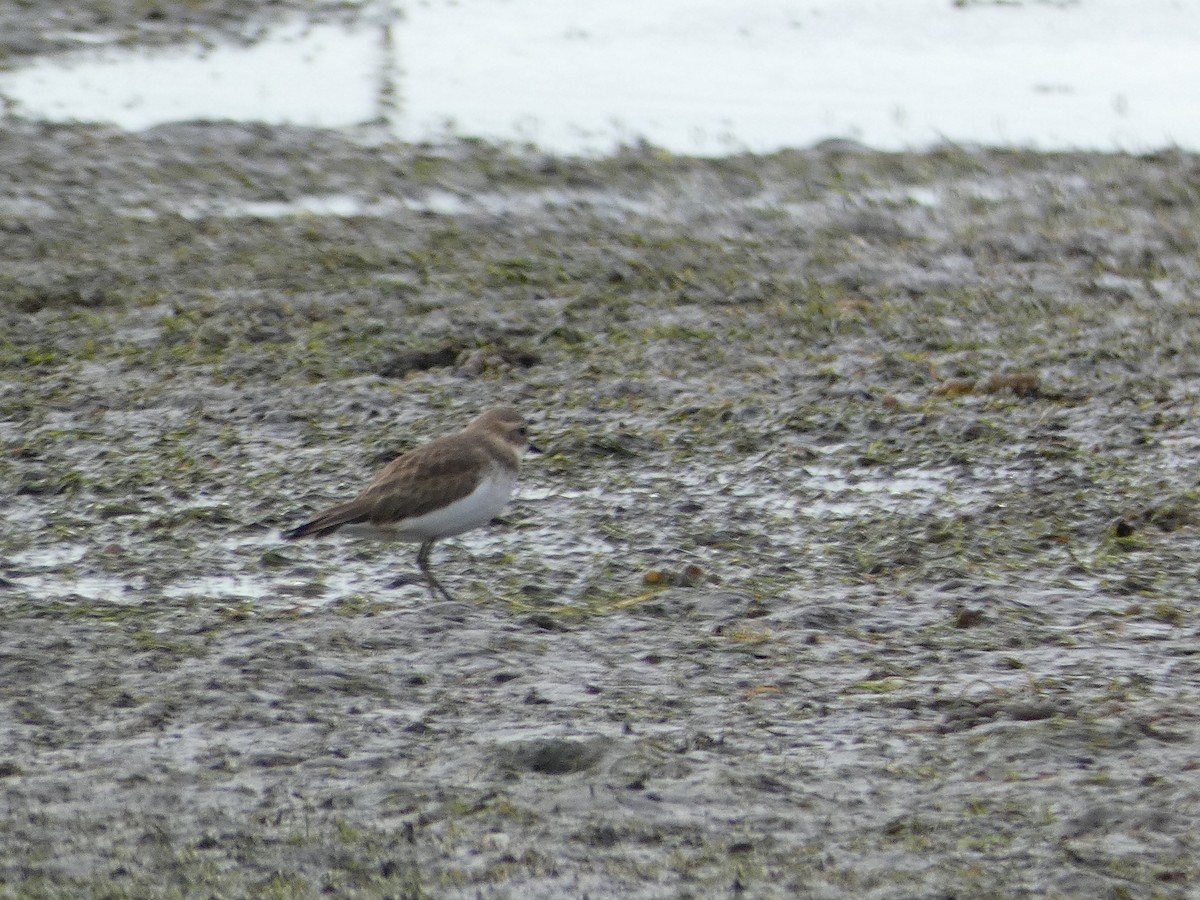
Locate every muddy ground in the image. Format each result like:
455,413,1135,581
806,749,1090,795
0,0,359,59
3,51,1200,900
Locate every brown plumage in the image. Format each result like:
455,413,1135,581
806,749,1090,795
283,407,537,600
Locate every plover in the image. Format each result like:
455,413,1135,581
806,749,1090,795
283,407,538,601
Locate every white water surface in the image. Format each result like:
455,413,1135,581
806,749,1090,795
0,0,1197,154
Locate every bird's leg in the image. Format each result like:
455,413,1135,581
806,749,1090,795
416,540,457,602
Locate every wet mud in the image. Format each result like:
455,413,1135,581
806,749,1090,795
0,0,357,59
2,65,1200,900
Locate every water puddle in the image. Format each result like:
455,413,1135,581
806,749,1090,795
4,543,147,603
1,0,1198,154
177,187,661,222
800,464,955,520
0,18,380,131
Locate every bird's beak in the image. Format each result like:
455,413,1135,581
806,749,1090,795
528,441,544,455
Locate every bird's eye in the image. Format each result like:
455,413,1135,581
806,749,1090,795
517,426,528,437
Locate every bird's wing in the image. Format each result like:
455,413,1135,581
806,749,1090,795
283,437,489,539
358,439,490,524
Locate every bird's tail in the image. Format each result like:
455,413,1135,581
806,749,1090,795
281,500,369,541
281,520,332,541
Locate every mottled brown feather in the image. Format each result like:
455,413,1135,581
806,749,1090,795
359,439,494,524
282,411,524,541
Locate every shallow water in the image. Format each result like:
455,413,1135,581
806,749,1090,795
2,0,1199,153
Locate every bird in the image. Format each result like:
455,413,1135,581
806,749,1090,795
282,407,538,602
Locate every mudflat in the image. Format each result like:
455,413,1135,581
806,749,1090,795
2,41,1200,900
